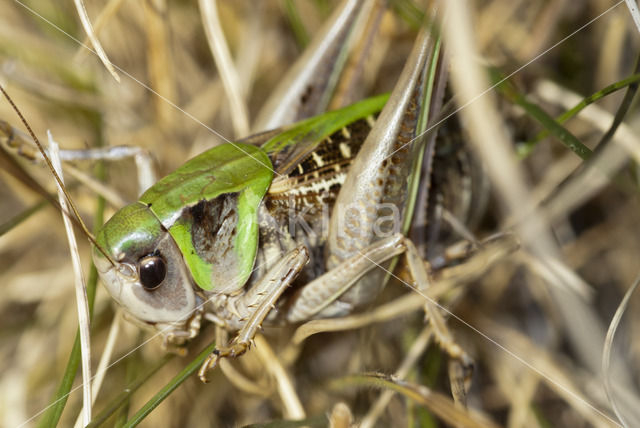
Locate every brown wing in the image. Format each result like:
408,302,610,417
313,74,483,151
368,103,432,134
265,116,375,226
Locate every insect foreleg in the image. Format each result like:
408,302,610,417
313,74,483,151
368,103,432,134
199,246,309,382
160,307,204,354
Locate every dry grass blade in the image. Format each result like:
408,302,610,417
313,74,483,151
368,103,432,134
198,0,249,137
291,293,425,345
72,0,120,82
253,335,305,420
73,0,126,63
63,165,126,208
73,312,121,428
48,133,92,425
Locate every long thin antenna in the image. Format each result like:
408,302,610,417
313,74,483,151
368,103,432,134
0,83,117,267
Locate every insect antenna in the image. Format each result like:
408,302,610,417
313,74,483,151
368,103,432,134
0,84,117,267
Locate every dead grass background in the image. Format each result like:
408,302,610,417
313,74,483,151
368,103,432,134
1,0,640,426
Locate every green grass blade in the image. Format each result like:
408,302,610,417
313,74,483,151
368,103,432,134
391,0,426,30
121,342,216,427
490,69,592,160
283,0,310,49
87,354,173,428
597,78,638,147
597,53,640,147
113,341,144,427
531,404,554,428
403,30,444,236
0,200,47,236
518,72,640,158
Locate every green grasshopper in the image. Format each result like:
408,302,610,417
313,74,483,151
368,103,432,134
84,16,478,381
1,2,478,392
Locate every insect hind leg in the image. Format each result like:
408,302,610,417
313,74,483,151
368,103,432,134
285,233,474,405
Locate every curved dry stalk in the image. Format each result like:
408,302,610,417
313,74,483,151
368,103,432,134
218,359,272,398
516,250,593,299
73,0,120,82
253,334,305,420
73,0,126,63
603,274,640,427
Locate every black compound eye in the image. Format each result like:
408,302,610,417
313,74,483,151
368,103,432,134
138,255,166,291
